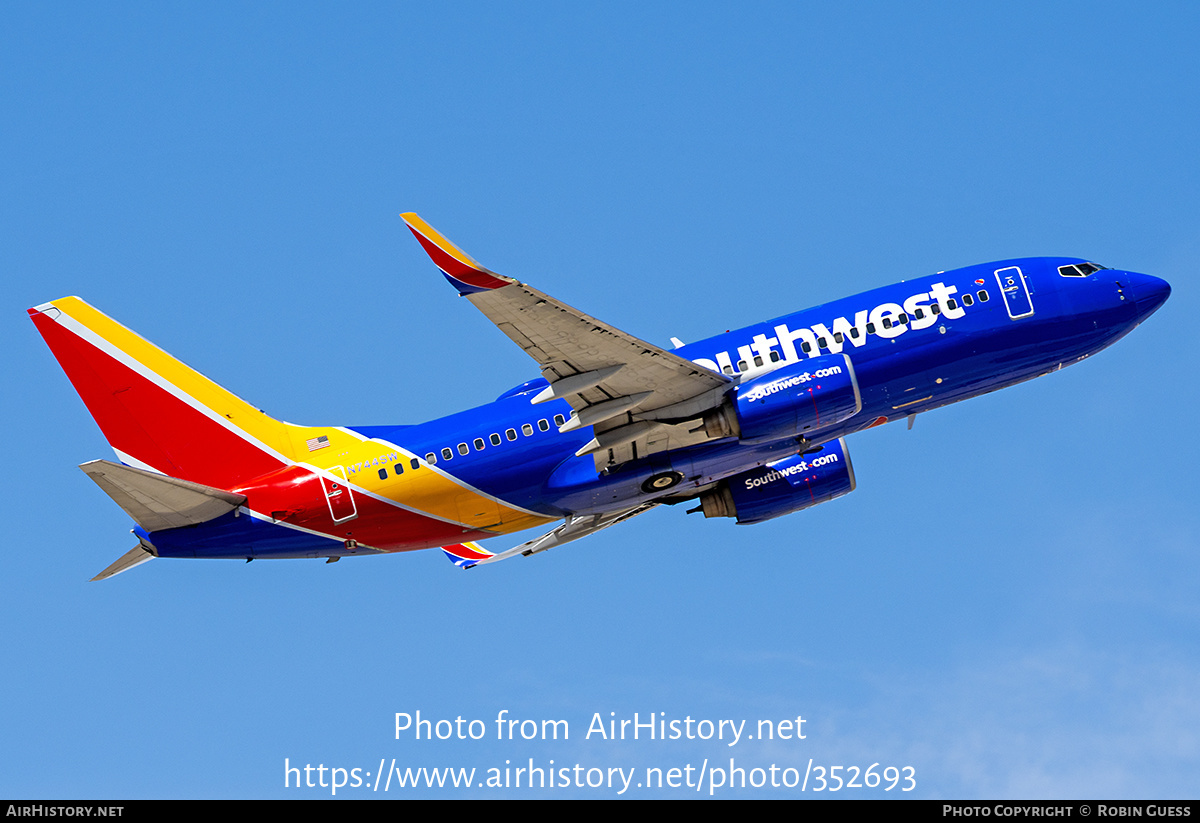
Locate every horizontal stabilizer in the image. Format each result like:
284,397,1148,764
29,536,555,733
81,460,247,533
91,544,156,582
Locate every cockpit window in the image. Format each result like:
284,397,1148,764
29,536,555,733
1059,262,1106,277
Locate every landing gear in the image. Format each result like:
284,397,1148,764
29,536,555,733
641,471,684,494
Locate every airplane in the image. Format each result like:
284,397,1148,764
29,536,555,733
28,214,1171,580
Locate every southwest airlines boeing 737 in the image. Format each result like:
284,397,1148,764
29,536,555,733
29,214,1171,580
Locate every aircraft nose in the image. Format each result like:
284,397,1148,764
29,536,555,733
1125,271,1171,322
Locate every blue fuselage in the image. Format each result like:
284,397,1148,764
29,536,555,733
347,257,1169,520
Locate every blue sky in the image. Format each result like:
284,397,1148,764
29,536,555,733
3,2,1198,798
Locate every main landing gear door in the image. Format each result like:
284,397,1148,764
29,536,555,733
995,266,1034,320
320,466,358,523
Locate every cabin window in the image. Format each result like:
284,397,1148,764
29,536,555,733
849,328,860,339
520,423,532,436
962,293,974,307
882,318,893,330
538,419,550,431
395,463,404,475
473,437,485,450
722,363,734,375
913,308,925,320
442,447,454,460
817,338,828,349
770,351,781,362
457,443,469,456
553,414,566,426
411,458,420,470
833,332,844,344
947,298,958,310
506,428,517,441
425,452,437,465
897,313,908,324
801,341,812,353
977,290,989,302
866,322,876,334
737,359,748,372
490,433,501,446
753,355,763,367
378,468,387,480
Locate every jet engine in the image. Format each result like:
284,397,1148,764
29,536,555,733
694,437,856,524
702,353,862,444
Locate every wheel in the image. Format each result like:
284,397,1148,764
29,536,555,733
641,471,684,494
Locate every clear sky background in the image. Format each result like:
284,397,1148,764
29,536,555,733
3,2,1198,799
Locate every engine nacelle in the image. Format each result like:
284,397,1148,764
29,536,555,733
697,437,856,524
703,354,862,444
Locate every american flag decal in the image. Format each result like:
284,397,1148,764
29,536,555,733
306,435,330,451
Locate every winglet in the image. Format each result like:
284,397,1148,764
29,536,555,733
441,541,494,569
401,213,514,295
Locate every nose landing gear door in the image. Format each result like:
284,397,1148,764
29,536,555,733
995,266,1034,320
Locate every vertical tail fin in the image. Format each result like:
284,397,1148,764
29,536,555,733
29,297,295,490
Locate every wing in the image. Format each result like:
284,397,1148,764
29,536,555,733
401,213,732,469
441,504,658,569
